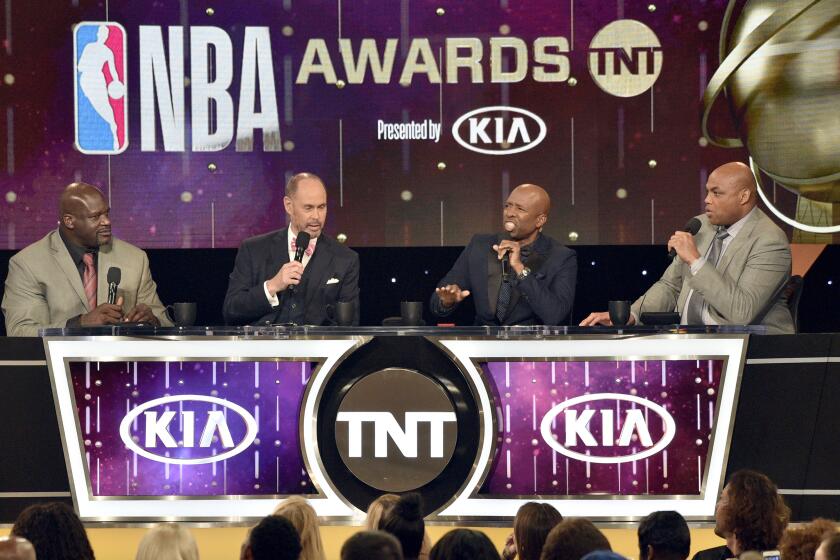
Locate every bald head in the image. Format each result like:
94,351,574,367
0,537,36,560
59,182,112,248
704,162,758,226
503,183,551,243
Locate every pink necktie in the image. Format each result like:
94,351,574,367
82,253,97,309
291,237,314,256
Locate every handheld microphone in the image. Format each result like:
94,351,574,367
106,267,121,305
289,231,311,293
293,231,311,263
668,218,702,258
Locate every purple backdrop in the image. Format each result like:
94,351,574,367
479,359,723,496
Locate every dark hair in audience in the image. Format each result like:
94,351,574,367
342,531,403,560
248,515,302,560
11,501,95,560
429,529,500,560
780,518,836,560
820,534,840,560
514,502,564,560
381,493,425,560
638,511,691,560
540,518,611,560
719,470,790,552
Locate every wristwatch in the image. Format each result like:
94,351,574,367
516,267,531,280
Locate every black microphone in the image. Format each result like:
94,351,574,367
107,267,121,305
668,218,702,258
293,231,311,263
288,231,311,293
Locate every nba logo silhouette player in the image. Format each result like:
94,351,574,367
73,22,128,154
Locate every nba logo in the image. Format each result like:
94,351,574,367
73,22,128,154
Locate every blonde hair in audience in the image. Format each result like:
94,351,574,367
366,494,400,530
273,496,326,560
135,523,199,560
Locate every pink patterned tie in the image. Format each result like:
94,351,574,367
290,237,314,256
82,253,97,309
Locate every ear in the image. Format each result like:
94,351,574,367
283,196,293,215
740,188,751,205
61,214,75,230
646,544,655,560
536,214,547,229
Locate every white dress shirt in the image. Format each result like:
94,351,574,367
681,207,756,325
263,226,318,307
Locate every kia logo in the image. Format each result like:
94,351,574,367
119,395,258,465
539,393,676,464
451,106,547,155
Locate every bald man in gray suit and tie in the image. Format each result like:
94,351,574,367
2,182,171,336
581,162,794,334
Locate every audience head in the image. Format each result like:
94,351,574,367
241,515,302,560
816,533,840,560
0,537,36,560
540,518,611,560
780,518,835,560
341,531,403,560
11,502,95,560
429,529,499,560
381,493,425,560
366,494,401,530
638,511,690,560
581,553,629,560
513,502,564,560
714,470,790,554
273,496,325,560
135,523,198,560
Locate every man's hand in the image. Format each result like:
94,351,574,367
668,231,701,265
502,532,517,560
435,284,471,309
579,311,637,327
493,240,525,274
124,303,160,325
266,261,305,295
80,296,124,326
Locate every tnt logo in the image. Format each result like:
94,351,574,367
73,22,128,154
587,20,663,98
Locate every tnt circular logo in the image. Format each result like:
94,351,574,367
335,368,458,492
587,19,663,97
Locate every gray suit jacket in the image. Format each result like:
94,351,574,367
2,230,172,336
631,208,794,334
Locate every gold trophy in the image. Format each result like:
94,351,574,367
702,0,840,242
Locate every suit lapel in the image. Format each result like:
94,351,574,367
98,241,114,306
268,229,291,279
303,237,335,312
49,231,90,311
716,211,760,275
486,236,502,315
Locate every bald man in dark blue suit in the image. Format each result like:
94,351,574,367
430,184,577,326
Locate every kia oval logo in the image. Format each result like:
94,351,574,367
539,393,676,464
451,106,547,155
119,395,258,465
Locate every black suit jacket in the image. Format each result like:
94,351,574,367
430,233,577,326
223,229,360,326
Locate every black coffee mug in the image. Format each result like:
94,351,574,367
334,301,355,326
608,300,631,326
167,302,197,327
400,301,423,326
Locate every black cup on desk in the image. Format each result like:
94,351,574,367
608,300,631,326
167,302,197,327
400,301,423,326
334,301,355,326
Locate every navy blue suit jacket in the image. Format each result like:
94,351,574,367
223,229,360,326
430,233,577,326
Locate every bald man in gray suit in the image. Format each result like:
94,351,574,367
2,183,172,336
581,162,794,334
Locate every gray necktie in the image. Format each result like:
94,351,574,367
685,227,730,325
